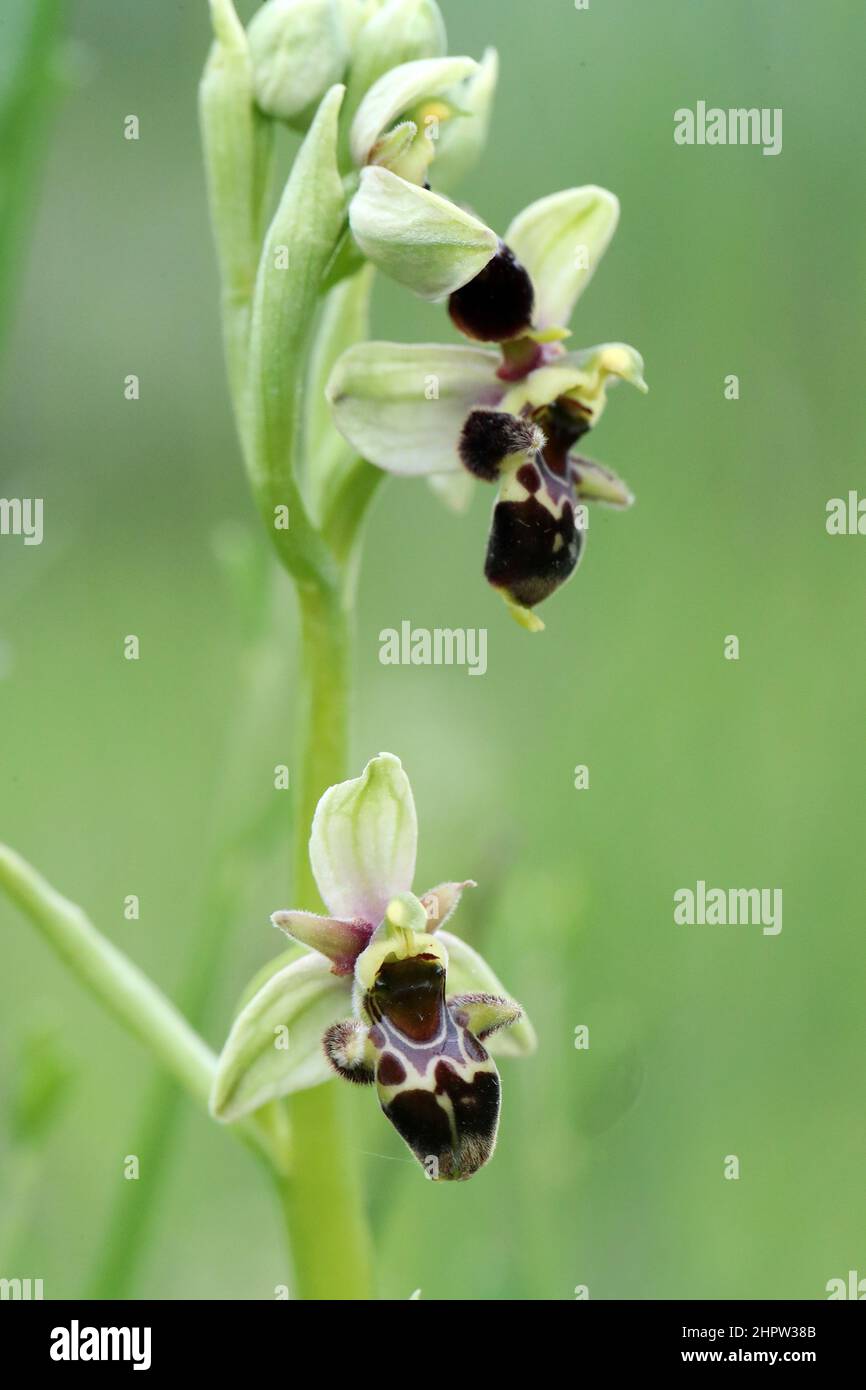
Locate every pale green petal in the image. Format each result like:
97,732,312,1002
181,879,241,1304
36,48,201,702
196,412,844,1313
570,456,634,508
350,55,477,166
438,930,537,1057
499,362,589,415
349,166,498,299
368,119,417,169
310,752,418,923
561,342,647,427
327,340,501,475
500,342,647,429
505,186,620,328
210,953,350,1122
433,47,498,193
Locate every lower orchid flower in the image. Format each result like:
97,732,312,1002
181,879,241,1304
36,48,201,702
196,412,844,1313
327,185,647,631
211,753,535,1181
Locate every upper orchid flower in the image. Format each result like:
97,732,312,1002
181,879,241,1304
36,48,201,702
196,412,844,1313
344,54,501,298
211,754,535,1181
327,186,647,630
245,0,503,300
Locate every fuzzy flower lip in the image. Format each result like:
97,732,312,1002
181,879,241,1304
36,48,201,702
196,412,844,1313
327,186,647,630
210,755,534,1181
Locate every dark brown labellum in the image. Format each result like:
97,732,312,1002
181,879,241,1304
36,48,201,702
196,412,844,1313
365,954,502,1180
448,241,535,343
485,492,583,608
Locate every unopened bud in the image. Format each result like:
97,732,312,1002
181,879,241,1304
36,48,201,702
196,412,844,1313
248,0,348,126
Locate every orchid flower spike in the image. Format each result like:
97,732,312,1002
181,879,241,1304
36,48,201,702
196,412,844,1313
246,0,502,298
211,754,535,1181
328,186,647,630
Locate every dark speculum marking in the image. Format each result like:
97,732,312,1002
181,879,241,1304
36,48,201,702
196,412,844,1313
485,489,582,608
376,1052,407,1087
515,460,541,493
459,409,537,481
436,1063,501,1178
385,1067,501,1181
448,241,535,343
385,1088,455,1176
368,953,446,1044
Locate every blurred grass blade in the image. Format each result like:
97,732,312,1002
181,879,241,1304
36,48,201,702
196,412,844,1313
0,843,217,1108
0,0,64,354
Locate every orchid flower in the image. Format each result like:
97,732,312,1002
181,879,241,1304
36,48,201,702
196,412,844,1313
211,754,535,1181
327,186,647,630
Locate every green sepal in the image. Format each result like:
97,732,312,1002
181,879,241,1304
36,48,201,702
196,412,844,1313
210,952,351,1122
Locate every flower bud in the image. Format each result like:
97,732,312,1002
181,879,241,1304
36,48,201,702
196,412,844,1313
344,0,447,126
448,241,535,342
248,0,348,126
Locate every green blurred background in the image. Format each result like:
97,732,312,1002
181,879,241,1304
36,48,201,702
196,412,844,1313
2,0,865,1300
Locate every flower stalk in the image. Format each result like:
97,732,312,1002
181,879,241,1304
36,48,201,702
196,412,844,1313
284,584,374,1300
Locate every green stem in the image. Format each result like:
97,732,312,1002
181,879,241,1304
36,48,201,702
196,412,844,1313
291,584,350,903
277,1085,371,1300
200,17,374,1294
278,582,373,1300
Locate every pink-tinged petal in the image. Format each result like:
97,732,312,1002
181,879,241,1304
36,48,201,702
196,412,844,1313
420,880,476,931
271,910,374,975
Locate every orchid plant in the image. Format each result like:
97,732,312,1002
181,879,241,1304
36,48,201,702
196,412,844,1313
0,0,645,1300
212,753,535,1179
